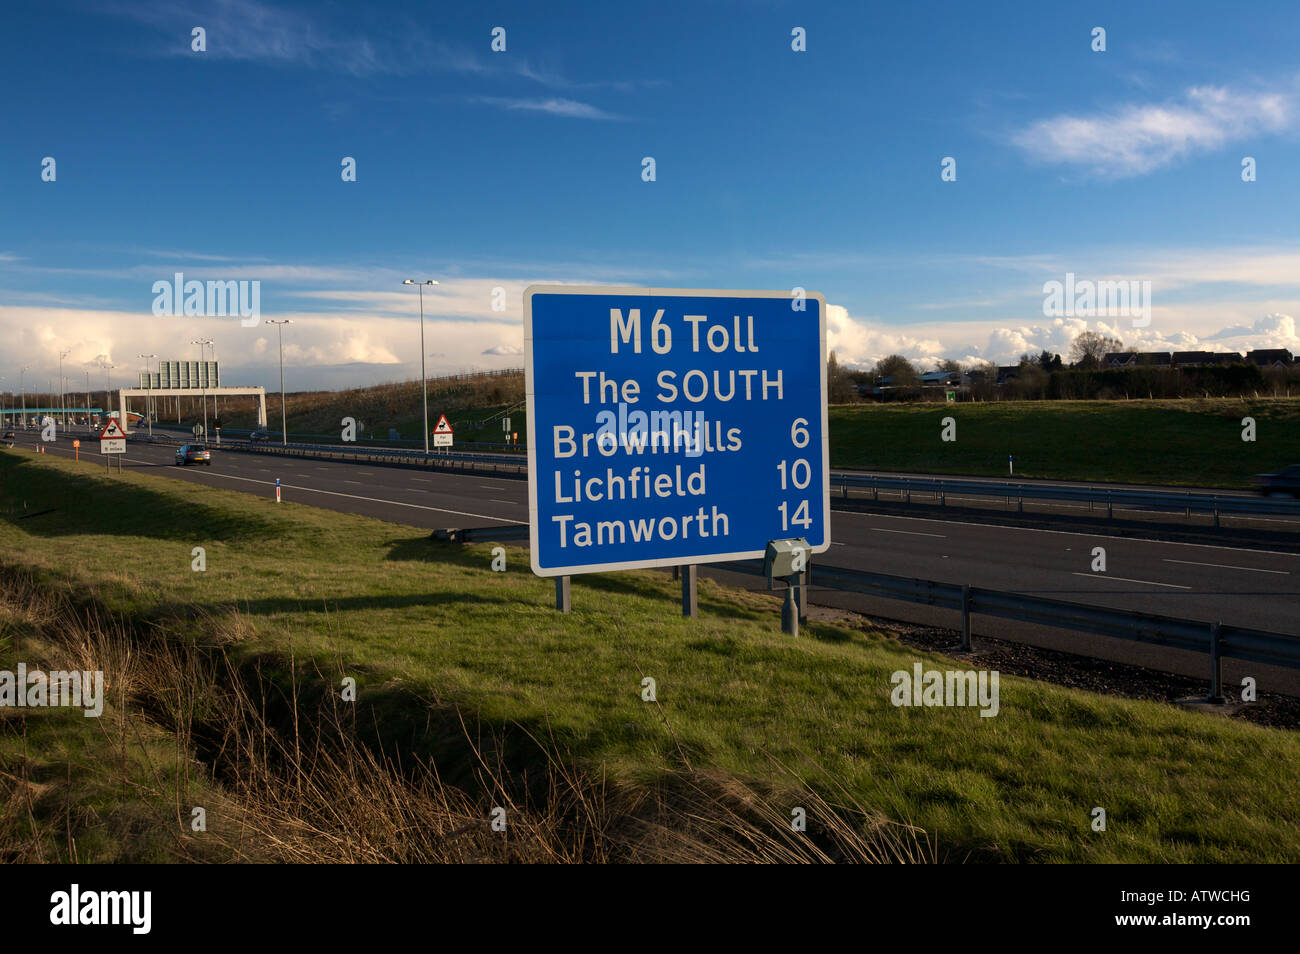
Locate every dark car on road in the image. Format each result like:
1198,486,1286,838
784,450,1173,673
1255,465,1300,497
2,430,14,447
176,443,212,466
249,428,271,443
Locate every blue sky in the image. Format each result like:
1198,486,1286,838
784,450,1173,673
3,0,1299,391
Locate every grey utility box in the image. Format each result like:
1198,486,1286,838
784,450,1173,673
764,538,810,583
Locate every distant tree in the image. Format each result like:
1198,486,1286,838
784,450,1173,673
935,359,963,373
1036,350,1063,372
875,354,919,386
827,350,856,403
1070,330,1124,366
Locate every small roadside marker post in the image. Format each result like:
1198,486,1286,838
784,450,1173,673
1009,454,1014,476
73,439,80,461
275,478,281,503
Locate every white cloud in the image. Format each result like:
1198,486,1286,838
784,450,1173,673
467,96,625,120
1012,83,1294,177
826,307,1299,369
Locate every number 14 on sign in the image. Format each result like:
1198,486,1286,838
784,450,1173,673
777,418,813,531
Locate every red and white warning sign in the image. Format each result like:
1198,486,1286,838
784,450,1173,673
99,419,127,454
433,414,453,448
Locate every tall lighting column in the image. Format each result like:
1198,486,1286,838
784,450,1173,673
139,353,157,436
402,279,439,455
19,365,29,428
191,338,212,440
265,319,291,446
58,349,70,430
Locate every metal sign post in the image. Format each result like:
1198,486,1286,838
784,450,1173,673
98,419,127,475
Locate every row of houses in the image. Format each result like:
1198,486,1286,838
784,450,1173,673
1101,349,1295,369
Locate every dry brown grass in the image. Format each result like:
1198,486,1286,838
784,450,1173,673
0,569,933,864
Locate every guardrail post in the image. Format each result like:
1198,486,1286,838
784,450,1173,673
1107,491,1113,519
940,482,945,506
1213,506,1220,529
681,564,697,619
1185,493,1191,519
555,576,571,613
872,478,878,502
1207,621,1225,703
960,584,971,651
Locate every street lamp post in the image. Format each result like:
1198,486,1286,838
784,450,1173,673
58,349,70,431
191,338,212,441
266,320,291,446
101,362,116,420
139,353,157,437
403,279,439,454
19,365,29,428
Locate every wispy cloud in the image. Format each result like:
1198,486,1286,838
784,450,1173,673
468,95,626,120
1011,82,1295,177
103,0,661,92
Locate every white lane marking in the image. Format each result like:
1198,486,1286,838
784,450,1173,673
491,498,523,505
1162,558,1290,575
343,480,362,484
869,526,946,538
179,470,512,522
411,477,432,482
1070,572,1191,590
831,510,1300,560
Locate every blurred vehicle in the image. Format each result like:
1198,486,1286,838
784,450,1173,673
2,429,14,447
175,443,211,466
1254,465,1300,497
249,428,271,443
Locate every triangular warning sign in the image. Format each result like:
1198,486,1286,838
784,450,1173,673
433,414,453,434
99,419,127,439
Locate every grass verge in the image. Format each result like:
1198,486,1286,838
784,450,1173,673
830,398,1300,487
2,447,1298,862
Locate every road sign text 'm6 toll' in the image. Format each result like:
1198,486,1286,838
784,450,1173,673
524,286,831,576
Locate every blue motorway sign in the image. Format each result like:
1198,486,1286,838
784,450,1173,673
524,286,830,576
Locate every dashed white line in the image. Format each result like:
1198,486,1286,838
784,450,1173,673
1070,572,1191,590
1162,558,1289,575
171,470,511,522
868,527,946,538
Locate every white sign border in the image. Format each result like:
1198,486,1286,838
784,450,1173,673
523,285,831,578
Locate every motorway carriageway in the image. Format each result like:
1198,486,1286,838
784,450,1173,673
10,430,1300,694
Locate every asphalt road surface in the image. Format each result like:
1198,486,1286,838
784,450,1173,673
9,428,1300,694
